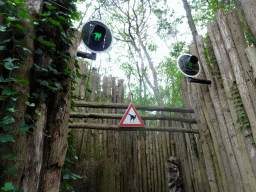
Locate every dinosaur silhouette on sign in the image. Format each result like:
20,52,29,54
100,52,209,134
93,32,102,41
128,114,136,123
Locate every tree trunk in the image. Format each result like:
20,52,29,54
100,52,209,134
0,0,44,188
39,29,83,192
21,102,47,191
181,0,198,42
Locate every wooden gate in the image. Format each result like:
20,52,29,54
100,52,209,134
66,59,199,192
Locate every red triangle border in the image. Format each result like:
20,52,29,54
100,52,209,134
119,103,145,127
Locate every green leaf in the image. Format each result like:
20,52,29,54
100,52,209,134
7,17,19,22
54,82,62,89
68,59,75,63
17,76,29,84
1,153,17,161
38,13,49,17
3,58,20,71
74,60,79,68
60,52,70,58
38,40,56,47
0,25,7,32
19,122,30,132
0,39,11,45
24,91,31,98
48,17,60,25
2,125,13,132
4,57,19,63
29,35,35,39
35,109,41,115
7,107,17,112
65,183,73,190
64,69,73,75
39,80,49,86
47,65,59,74
20,8,30,14
70,173,82,179
0,45,5,50
25,101,35,107
24,114,31,121
15,24,26,31
1,182,14,191
11,95,20,101
2,86,18,96
22,47,32,54
69,119,73,123
56,15,67,21
69,31,76,38
4,167,18,176
4,62,19,70
1,116,15,125
2,77,17,83
14,0,26,5
35,48,42,54
46,5,57,10
63,173,69,179
0,133,15,142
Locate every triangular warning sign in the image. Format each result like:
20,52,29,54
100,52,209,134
119,103,145,127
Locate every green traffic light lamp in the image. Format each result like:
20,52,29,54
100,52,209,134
77,19,113,60
177,54,211,85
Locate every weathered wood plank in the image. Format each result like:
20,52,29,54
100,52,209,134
74,101,194,113
70,112,197,124
69,123,200,133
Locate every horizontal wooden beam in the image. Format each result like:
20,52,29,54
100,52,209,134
70,112,197,124
68,123,199,134
74,101,194,113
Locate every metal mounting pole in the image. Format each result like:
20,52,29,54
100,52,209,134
187,77,212,84
77,51,96,60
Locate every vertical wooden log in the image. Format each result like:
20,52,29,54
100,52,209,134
245,45,256,79
180,50,215,192
238,0,256,39
79,60,88,100
141,133,148,192
190,82,220,192
146,131,151,192
149,131,155,192
197,34,256,191
226,10,256,112
155,131,162,192
173,123,193,192
216,9,256,143
162,130,169,192
159,132,166,191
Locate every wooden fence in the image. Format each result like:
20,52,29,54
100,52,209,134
177,8,256,192
66,7,256,192
67,58,200,191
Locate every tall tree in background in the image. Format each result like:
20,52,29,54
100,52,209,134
181,0,198,42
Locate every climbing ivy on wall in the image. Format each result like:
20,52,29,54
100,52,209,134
0,0,82,191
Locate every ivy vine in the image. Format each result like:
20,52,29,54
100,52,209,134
0,0,83,191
